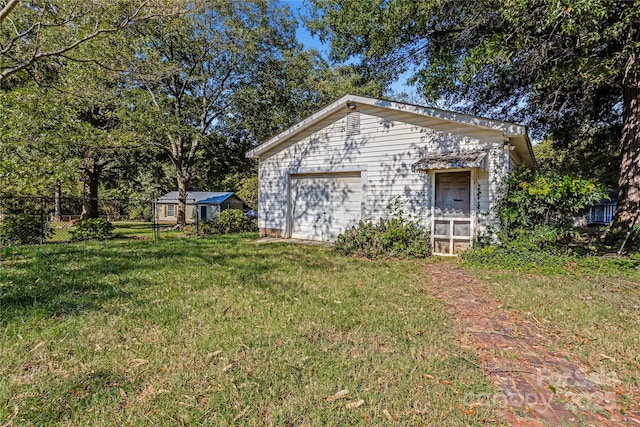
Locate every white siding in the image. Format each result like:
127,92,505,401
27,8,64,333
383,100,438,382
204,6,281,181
258,106,512,238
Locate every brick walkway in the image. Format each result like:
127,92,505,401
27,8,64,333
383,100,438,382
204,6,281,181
425,262,640,426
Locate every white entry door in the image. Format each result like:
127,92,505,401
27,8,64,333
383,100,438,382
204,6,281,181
290,172,362,241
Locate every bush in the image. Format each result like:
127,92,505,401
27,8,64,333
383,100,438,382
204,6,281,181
497,168,607,232
0,213,52,245
335,196,431,259
128,205,151,221
467,168,609,258
199,209,257,235
462,237,640,275
475,225,594,255
71,218,114,241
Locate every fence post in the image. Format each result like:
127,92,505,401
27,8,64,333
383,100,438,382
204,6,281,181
40,197,45,244
152,200,158,240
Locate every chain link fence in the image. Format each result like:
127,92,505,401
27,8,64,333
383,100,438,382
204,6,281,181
0,195,154,247
1,195,254,247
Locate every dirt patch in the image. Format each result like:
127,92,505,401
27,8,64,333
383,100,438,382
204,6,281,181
424,262,640,426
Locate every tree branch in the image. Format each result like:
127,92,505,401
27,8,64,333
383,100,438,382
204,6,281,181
0,0,20,24
0,1,160,82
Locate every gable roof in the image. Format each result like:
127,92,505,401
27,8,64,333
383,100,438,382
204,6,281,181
155,191,234,204
246,94,536,168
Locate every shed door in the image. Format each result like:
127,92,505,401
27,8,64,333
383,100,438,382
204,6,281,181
290,173,362,241
433,171,472,255
435,171,470,216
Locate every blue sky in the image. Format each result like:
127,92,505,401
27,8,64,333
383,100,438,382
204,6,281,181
282,0,417,98
282,1,328,54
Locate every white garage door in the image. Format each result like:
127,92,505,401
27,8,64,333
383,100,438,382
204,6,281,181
290,172,362,241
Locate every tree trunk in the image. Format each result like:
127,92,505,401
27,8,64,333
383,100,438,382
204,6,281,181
615,20,640,233
81,157,100,219
54,181,62,222
176,172,190,227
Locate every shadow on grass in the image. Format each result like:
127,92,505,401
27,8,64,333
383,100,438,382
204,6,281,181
0,234,345,324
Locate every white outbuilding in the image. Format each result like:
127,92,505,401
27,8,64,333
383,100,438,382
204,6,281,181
246,94,535,255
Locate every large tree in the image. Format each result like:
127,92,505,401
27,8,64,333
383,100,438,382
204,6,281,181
309,0,640,232
0,0,172,85
126,0,323,227
0,72,134,218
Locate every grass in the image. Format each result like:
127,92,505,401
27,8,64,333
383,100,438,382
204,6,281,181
0,234,497,426
49,221,157,242
461,250,640,412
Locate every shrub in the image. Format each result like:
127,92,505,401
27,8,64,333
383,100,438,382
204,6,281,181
71,218,114,241
128,205,151,221
467,168,609,258
0,213,52,245
497,168,607,233
199,209,257,235
335,196,431,259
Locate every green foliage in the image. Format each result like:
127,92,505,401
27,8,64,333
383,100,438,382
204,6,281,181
496,168,607,232
70,218,114,241
463,239,640,276
236,175,258,210
468,169,608,258
534,125,622,190
335,196,431,259
199,209,257,235
0,213,52,245
214,173,259,210
309,0,637,129
127,205,151,221
0,1,164,85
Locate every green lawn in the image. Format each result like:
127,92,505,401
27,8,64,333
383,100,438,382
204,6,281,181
49,221,158,242
0,234,496,426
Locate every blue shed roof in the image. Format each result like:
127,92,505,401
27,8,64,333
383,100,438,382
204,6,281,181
198,192,235,204
155,191,235,204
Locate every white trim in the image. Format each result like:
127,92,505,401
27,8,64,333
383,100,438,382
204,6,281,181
430,169,475,256
246,94,534,168
285,164,368,175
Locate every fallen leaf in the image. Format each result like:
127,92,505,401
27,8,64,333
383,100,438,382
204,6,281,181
383,408,393,421
345,399,364,409
326,389,349,402
233,405,250,422
30,341,45,352
119,388,127,399
456,404,476,415
131,359,148,367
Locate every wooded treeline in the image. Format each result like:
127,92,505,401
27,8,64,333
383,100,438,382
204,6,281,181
0,0,382,225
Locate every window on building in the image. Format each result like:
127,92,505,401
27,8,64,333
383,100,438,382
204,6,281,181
167,204,175,217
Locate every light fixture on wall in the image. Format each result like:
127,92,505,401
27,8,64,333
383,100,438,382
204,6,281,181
503,140,515,150
346,101,356,109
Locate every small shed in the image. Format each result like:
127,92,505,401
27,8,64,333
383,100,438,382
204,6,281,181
154,191,244,224
246,94,536,255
